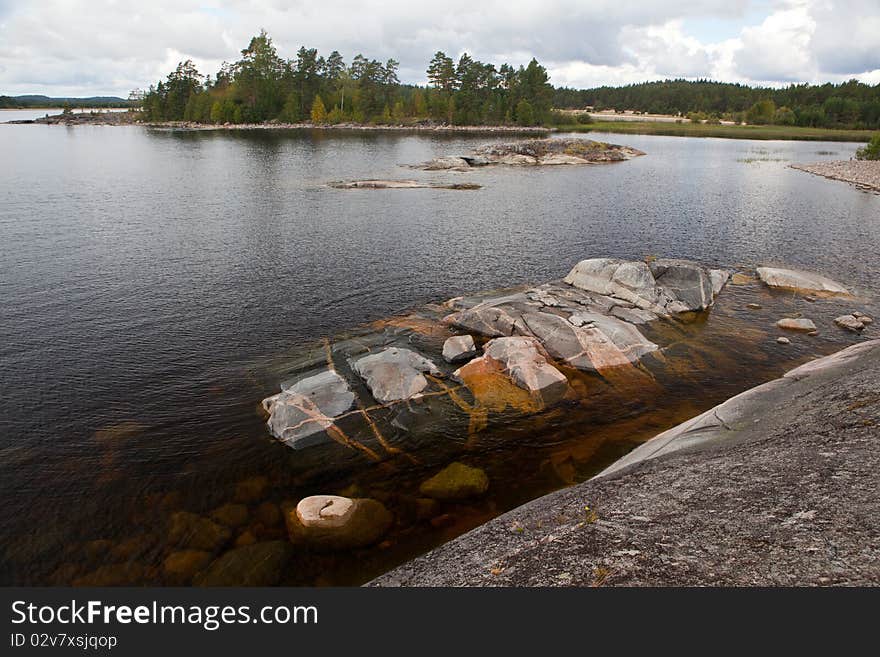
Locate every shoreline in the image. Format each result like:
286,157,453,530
6,111,876,143
790,160,880,193
372,339,880,586
558,120,877,142
5,112,549,134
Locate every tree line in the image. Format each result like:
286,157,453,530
554,79,880,129
141,31,554,126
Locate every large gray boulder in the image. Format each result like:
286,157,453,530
455,336,568,405
563,258,728,316
598,339,880,477
520,311,658,371
756,267,850,295
351,347,441,403
262,370,356,448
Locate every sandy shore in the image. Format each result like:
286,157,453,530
791,160,880,193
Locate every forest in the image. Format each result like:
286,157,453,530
138,31,879,130
141,31,554,126
554,79,880,129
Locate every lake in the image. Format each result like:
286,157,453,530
1,118,878,585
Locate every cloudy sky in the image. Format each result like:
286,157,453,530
0,0,878,97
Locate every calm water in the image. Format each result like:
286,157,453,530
1,121,878,584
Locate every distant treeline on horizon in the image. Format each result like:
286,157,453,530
5,31,879,130
0,94,132,109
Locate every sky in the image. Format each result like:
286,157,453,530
0,0,878,97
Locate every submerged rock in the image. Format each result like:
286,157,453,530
776,318,817,332
234,476,268,503
756,267,850,295
419,462,489,500
167,512,231,551
442,335,477,363
351,347,440,403
194,541,293,586
456,336,568,405
163,549,213,583
72,563,145,587
285,495,392,550
209,503,249,528
262,370,355,448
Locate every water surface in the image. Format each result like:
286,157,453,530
1,124,877,584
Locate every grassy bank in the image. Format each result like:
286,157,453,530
557,120,877,142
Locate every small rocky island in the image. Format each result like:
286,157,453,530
415,138,646,170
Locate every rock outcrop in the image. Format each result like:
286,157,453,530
756,267,850,296
351,347,441,403
262,370,355,448
563,258,728,316
415,138,645,170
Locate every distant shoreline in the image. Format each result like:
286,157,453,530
5,110,876,143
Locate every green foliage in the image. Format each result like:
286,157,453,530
746,99,776,125
553,79,880,130
279,92,301,123
310,95,327,123
856,134,880,160
515,98,535,126
140,33,561,128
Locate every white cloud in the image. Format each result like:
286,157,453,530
732,1,816,83
0,0,877,96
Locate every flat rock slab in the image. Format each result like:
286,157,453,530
371,340,880,586
756,266,850,296
776,317,817,332
262,370,355,448
351,347,441,403
330,179,480,190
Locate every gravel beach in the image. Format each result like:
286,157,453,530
791,160,880,192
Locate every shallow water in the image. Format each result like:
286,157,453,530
1,124,878,585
